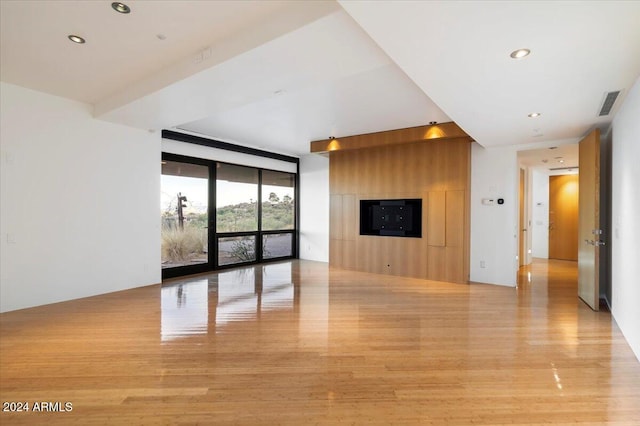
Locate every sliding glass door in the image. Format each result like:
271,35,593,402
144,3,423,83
161,153,297,278
161,157,212,277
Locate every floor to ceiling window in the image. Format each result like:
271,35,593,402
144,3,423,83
161,159,210,273
161,152,297,279
261,170,295,260
216,164,259,266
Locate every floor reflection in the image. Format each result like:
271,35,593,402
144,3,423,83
3,259,638,423
161,262,296,339
161,278,209,341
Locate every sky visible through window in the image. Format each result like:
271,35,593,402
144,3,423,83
161,175,293,213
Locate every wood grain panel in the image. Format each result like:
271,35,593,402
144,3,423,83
330,239,343,268
311,122,471,153
343,194,356,241
329,194,343,240
445,246,464,283
446,190,465,247
427,246,447,281
578,129,601,310
329,137,471,283
343,240,357,270
428,191,446,247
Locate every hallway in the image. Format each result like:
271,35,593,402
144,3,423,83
1,259,639,424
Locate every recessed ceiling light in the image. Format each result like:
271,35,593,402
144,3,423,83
510,48,531,59
156,34,167,41
559,159,565,163
549,146,558,150
528,112,541,118
68,35,85,44
111,2,131,14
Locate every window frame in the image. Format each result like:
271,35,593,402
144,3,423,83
161,145,298,279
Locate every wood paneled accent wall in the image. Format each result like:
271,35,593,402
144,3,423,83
329,137,471,283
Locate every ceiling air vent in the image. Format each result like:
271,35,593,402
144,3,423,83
598,91,620,116
549,166,578,171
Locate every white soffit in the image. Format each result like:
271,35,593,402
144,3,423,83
178,62,449,156
97,9,448,149
94,9,394,128
339,0,640,147
1,1,451,156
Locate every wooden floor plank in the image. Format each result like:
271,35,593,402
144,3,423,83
1,259,639,424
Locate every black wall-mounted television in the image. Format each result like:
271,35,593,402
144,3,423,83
360,199,422,238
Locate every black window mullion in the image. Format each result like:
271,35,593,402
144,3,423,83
162,149,298,277
295,160,300,259
257,170,263,262
210,162,217,268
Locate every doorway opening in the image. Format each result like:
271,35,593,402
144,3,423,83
548,174,579,261
517,129,611,311
517,144,580,266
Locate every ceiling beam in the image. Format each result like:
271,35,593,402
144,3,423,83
310,122,472,153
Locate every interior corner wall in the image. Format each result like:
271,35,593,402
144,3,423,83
299,154,329,262
470,143,518,287
531,169,550,259
611,77,640,361
0,82,161,313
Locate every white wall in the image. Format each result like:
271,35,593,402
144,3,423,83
0,82,161,312
470,143,519,286
298,154,329,262
611,77,640,361
531,169,550,258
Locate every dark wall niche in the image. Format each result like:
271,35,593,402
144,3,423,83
360,199,422,238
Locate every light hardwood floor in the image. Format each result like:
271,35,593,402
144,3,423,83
1,259,639,425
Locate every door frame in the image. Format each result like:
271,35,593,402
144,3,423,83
519,168,527,267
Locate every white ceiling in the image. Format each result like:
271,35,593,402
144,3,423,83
2,1,639,156
518,144,579,175
0,0,304,104
339,1,640,148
